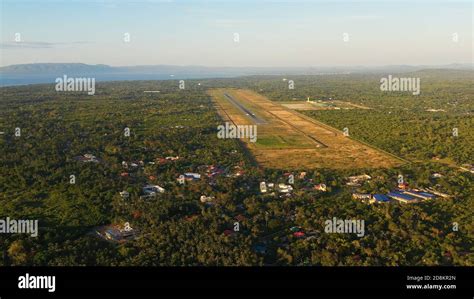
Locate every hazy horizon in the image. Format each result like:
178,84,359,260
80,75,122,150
1,0,472,68
1,62,473,68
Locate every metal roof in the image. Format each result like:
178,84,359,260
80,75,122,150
387,191,416,201
373,194,390,202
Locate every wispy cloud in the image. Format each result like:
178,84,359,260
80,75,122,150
0,41,90,49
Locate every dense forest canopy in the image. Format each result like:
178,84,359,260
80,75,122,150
0,71,472,266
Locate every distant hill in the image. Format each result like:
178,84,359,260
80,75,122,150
0,63,472,86
1,62,472,75
0,63,114,74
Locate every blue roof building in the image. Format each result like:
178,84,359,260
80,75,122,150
387,191,419,203
403,190,436,200
373,194,390,203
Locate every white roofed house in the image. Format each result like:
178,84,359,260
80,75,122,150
260,182,267,193
119,191,130,199
352,193,372,202
100,222,138,242
141,184,165,199
75,154,100,163
346,174,371,186
278,183,293,193
143,184,165,194
200,195,215,203
183,173,201,181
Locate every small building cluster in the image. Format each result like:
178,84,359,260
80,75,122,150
96,222,138,243
314,183,327,192
177,172,201,183
119,190,130,199
200,195,215,203
140,184,165,199
260,181,294,197
353,185,445,205
122,160,145,169
352,193,389,204
155,156,180,165
346,174,371,187
387,189,436,203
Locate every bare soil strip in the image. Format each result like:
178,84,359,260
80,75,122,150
209,88,403,170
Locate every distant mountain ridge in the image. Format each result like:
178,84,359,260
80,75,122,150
0,63,114,74
1,63,472,87
1,63,472,75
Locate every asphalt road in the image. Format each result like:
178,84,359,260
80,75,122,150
223,93,267,124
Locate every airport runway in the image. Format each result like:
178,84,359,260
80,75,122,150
223,93,267,124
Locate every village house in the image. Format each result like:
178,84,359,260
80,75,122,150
346,174,371,187
403,190,436,200
230,166,245,177
278,183,293,193
371,194,390,204
314,183,327,192
260,182,267,193
165,156,180,161
183,173,201,181
200,195,215,203
75,154,100,163
421,187,450,198
119,191,130,199
142,185,165,198
97,223,137,242
204,165,226,178
387,191,419,203
352,193,372,200
398,182,409,190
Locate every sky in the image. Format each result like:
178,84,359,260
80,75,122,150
0,0,472,67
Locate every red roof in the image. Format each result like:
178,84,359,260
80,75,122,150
293,231,305,238
224,230,234,236
398,182,409,189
